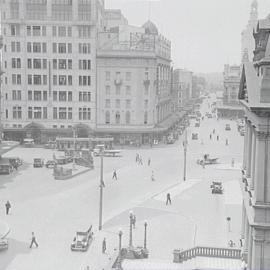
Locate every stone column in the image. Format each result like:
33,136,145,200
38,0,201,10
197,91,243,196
250,127,257,190
254,132,266,203
243,118,248,169
246,122,253,177
251,230,265,270
247,227,253,268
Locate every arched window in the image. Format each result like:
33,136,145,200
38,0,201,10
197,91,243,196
126,111,131,124
105,111,110,124
144,111,148,124
115,111,120,124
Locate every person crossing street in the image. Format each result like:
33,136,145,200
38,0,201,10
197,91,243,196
112,169,117,180
102,238,106,253
5,200,11,215
29,232,39,248
166,193,172,205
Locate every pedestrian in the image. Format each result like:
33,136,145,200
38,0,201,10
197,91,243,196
136,154,138,163
5,200,11,215
151,171,155,181
13,163,18,171
226,138,229,146
148,158,151,166
112,169,117,180
217,135,219,141
132,215,136,229
210,134,212,140
139,157,143,165
102,238,106,253
240,238,243,247
166,193,172,205
231,158,235,168
29,232,38,248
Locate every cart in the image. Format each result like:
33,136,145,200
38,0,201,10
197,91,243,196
71,225,94,252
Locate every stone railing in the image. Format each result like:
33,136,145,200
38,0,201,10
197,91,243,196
173,246,241,263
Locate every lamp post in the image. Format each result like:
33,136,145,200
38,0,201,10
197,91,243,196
98,147,104,231
183,129,188,181
129,211,133,248
117,228,123,267
144,221,148,250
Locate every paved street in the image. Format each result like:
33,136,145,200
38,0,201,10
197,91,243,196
0,95,244,270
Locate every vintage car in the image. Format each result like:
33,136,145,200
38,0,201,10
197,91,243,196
0,160,13,174
71,225,94,252
192,133,198,140
225,124,231,131
210,181,224,194
45,160,57,168
33,158,44,168
197,154,219,165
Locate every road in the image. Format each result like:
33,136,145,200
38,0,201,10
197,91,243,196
0,94,244,270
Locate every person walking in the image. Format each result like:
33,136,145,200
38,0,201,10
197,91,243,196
5,200,11,215
29,232,38,248
226,138,229,146
217,135,219,141
112,169,117,180
210,134,212,140
148,158,151,166
166,193,172,205
102,238,106,253
213,129,215,134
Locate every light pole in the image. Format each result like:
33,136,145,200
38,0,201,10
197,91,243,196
117,228,123,267
183,129,188,181
129,211,133,248
98,148,104,231
144,221,148,250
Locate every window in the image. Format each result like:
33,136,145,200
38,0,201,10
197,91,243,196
68,43,72,53
105,111,110,124
59,75,66,85
43,107,47,119
79,43,91,54
33,59,41,69
28,91,32,100
59,59,67,69
78,26,91,38
42,43,47,53
105,99,110,108
12,90,21,100
33,75,42,85
126,99,131,109
11,42,15,52
28,107,33,119
144,112,148,124
68,59,72,69
265,67,270,77
68,92,72,101
59,91,67,101
59,43,66,53
53,107,58,119
68,107,72,119
79,76,91,86
43,59,47,69
79,92,91,102
126,86,131,95
53,91,57,101
16,42,20,52
115,111,120,124
106,71,110,81
43,91,47,101
28,59,32,69
27,42,32,52
126,72,131,81
28,75,32,85
33,26,41,36
116,85,121,95
27,26,31,36
116,99,120,108
53,59,57,69
34,91,42,101
59,107,67,119
126,111,131,124
68,27,72,37
58,26,66,37
53,43,57,53
33,42,41,53
79,108,91,120
79,59,91,70
68,76,72,85
11,25,19,36
52,26,57,36
42,26,46,36
34,107,42,119
144,84,149,95
106,86,110,95
12,106,22,119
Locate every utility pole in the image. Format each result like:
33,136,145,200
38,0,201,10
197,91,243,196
99,149,104,231
183,129,188,181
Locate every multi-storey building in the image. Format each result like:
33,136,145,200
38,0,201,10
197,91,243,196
173,69,192,111
0,0,104,143
217,64,244,118
239,14,270,270
241,0,258,63
96,18,173,145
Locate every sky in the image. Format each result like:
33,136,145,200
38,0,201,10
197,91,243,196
105,0,270,73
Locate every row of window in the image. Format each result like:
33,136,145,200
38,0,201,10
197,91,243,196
105,71,132,81
104,99,149,109
105,85,150,96
9,90,91,102
9,41,91,54
10,24,92,38
7,107,91,121
104,111,149,125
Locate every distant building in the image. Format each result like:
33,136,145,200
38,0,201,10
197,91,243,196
238,14,270,270
241,0,258,63
216,65,244,118
104,9,128,29
96,19,174,145
0,0,105,143
173,69,192,111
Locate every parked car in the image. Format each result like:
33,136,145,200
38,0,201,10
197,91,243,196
225,124,231,131
23,138,34,147
45,160,57,168
33,158,44,168
71,225,94,252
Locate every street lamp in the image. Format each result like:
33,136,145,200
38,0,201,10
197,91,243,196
117,228,123,267
144,221,148,250
98,147,104,231
129,211,133,248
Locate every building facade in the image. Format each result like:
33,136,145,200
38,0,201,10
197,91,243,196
96,19,173,145
241,0,258,63
239,15,270,270
217,64,244,118
0,0,104,143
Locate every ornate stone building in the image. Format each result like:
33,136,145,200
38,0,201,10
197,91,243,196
96,19,174,145
239,15,270,270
